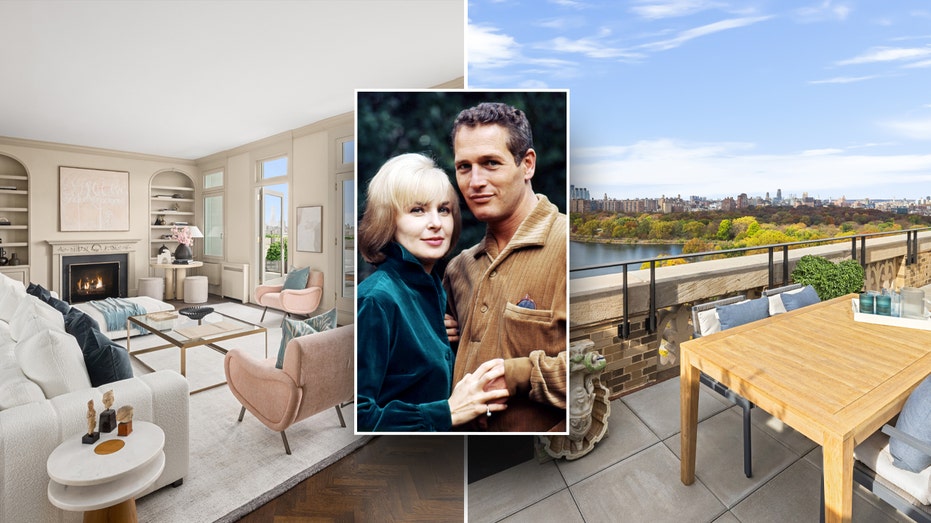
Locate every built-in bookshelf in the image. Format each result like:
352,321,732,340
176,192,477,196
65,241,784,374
0,157,30,283
149,171,195,259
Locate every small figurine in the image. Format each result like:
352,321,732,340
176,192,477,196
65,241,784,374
82,399,100,444
99,389,116,433
117,405,134,436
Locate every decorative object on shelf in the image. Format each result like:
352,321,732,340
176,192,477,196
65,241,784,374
179,306,214,324
0,247,8,266
99,390,117,433
0,217,9,226
59,166,130,232
117,405,134,436
83,399,100,444
171,225,203,262
8,252,19,266
296,205,323,253
158,244,170,255
156,251,172,265
154,215,165,226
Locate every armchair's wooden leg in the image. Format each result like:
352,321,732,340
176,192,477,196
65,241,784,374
335,405,346,428
261,307,268,322
238,406,246,422
281,431,291,455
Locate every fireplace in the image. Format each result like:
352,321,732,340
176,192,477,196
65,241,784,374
62,254,128,303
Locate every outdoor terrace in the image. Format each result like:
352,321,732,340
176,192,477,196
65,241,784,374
469,228,931,522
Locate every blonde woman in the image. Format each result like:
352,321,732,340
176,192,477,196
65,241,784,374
357,153,508,432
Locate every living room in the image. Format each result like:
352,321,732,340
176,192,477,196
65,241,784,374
0,1,465,521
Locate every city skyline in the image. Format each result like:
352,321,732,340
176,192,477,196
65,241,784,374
467,1,931,200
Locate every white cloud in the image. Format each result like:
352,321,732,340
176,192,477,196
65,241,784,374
796,0,852,22
630,0,723,20
571,138,931,199
837,46,931,66
883,118,931,140
808,75,879,84
639,16,773,52
903,59,931,69
467,24,521,69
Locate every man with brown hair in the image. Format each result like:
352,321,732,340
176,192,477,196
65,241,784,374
443,101,567,433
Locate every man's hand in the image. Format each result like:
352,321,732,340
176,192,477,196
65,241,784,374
444,314,459,344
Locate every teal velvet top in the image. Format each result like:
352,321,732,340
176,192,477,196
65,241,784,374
356,242,454,432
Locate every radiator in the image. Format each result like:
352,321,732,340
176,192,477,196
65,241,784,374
221,263,250,303
198,262,222,286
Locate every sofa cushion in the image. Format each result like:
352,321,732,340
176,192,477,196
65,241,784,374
890,374,931,473
27,282,71,315
780,285,821,312
63,307,133,387
0,366,45,409
717,297,770,331
15,329,92,398
10,295,66,342
282,266,310,291
0,279,26,323
277,308,338,369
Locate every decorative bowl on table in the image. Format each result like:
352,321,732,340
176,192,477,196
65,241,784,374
179,306,214,321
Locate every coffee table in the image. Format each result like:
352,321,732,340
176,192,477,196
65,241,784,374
47,421,165,523
126,309,267,394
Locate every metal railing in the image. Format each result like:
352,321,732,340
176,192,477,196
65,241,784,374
571,227,931,339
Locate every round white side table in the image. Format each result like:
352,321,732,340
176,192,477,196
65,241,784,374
47,421,165,523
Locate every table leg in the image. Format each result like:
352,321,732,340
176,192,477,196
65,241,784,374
176,267,188,301
680,350,700,485
163,270,176,301
83,497,138,523
822,433,854,523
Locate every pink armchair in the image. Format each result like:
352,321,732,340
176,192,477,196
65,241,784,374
254,270,324,321
224,325,354,454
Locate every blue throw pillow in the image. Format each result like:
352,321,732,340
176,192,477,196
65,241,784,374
276,308,338,369
780,285,821,311
63,307,132,386
890,375,931,473
717,297,770,331
282,267,310,291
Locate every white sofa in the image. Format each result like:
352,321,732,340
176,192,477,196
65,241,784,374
0,274,189,522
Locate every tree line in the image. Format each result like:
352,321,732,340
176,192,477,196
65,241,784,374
571,206,931,259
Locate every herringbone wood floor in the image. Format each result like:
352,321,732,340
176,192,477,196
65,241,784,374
237,435,465,522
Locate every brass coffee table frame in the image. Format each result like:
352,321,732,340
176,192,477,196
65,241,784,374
126,310,267,394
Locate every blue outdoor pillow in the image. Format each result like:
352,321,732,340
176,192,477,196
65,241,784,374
276,308,338,369
890,374,931,473
780,285,821,312
282,267,310,291
717,297,770,331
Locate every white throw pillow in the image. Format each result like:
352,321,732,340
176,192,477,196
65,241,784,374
15,329,91,399
0,366,45,409
10,295,65,342
696,308,721,336
0,280,26,323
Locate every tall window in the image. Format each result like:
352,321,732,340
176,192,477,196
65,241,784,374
257,156,289,283
203,169,224,258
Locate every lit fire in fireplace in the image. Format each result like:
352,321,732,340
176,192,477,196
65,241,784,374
75,275,105,293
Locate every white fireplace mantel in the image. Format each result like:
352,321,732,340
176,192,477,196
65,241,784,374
47,239,142,296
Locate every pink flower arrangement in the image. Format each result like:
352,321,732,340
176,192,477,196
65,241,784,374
171,226,194,246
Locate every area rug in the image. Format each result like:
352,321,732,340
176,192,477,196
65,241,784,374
129,302,371,522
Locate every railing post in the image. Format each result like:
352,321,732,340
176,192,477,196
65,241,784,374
782,245,789,284
619,264,630,339
851,237,857,262
860,236,867,266
768,247,774,288
648,261,657,334
906,230,917,266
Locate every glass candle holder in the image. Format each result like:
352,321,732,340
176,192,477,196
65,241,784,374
875,294,892,316
859,293,875,314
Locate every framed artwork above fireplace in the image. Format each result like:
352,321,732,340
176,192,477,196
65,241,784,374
59,166,130,232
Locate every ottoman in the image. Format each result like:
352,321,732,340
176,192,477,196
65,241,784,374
183,276,208,304
138,277,164,301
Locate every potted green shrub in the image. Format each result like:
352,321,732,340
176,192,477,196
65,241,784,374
790,255,865,300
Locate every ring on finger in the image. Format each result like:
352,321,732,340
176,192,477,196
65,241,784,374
486,405,491,417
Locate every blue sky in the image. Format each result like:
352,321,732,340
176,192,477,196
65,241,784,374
467,0,931,201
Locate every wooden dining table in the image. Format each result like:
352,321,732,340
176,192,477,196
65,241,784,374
680,294,931,523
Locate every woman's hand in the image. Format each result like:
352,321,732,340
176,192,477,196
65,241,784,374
448,358,509,426
444,314,459,344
